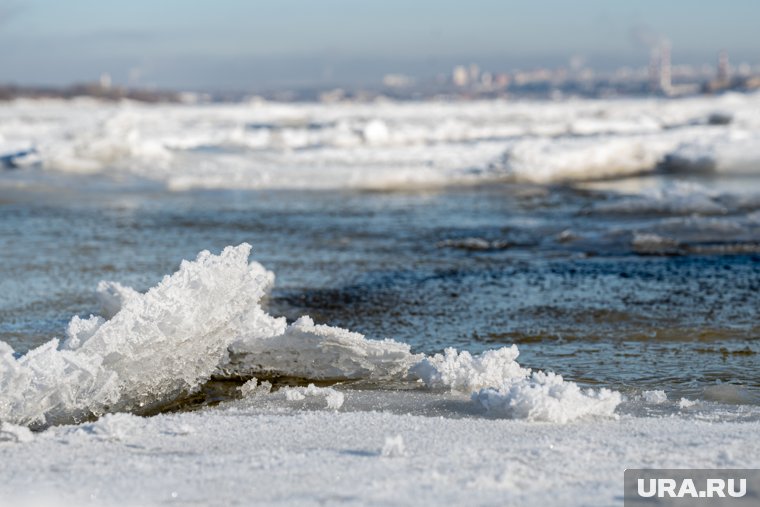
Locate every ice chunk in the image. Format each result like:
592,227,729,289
412,346,620,422
381,435,406,458
238,378,260,397
325,390,345,410
278,384,345,410
0,244,271,427
285,389,306,401
362,119,389,145
592,182,727,216
224,316,420,381
642,390,668,404
473,371,621,423
411,346,529,392
498,135,666,183
631,233,682,255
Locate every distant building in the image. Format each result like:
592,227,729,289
493,73,511,89
649,40,672,94
704,50,736,93
452,65,469,87
659,40,672,93
468,63,480,83
480,72,492,88
382,74,414,88
717,50,730,83
99,73,112,90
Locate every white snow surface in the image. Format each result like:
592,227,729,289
1,407,758,507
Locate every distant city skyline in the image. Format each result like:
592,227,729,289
1,0,759,90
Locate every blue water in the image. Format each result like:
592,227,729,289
1,176,759,405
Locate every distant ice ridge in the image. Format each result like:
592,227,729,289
3,93,760,189
496,134,667,184
0,244,620,427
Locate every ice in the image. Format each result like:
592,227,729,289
591,182,728,216
631,232,682,255
95,281,141,319
73,412,146,441
325,390,345,409
0,243,626,427
277,384,345,410
238,378,265,397
224,315,421,381
285,389,305,401
661,130,760,175
642,390,668,404
362,119,389,144
473,371,621,423
411,346,529,392
703,384,759,405
497,134,667,183
239,377,273,397
381,435,406,457
5,93,760,189
412,346,620,422
0,244,270,427
62,315,105,350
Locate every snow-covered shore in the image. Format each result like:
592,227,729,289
2,404,759,507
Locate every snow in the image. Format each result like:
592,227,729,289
381,434,406,458
473,371,622,423
277,384,346,410
1,405,758,507
411,346,528,392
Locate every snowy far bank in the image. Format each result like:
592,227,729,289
3,93,760,190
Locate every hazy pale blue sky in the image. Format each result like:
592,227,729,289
1,0,758,90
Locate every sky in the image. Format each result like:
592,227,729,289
1,0,758,90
